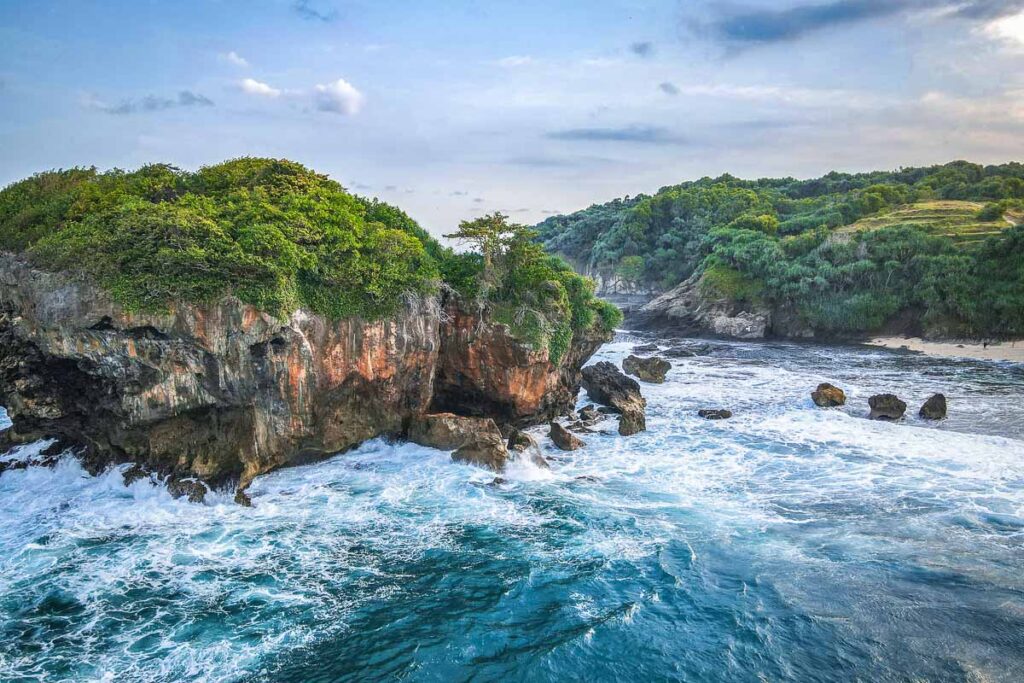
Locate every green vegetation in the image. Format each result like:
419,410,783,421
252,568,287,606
446,213,621,364
0,158,617,358
537,161,1024,337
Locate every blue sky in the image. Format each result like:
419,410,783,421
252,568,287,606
2,0,1024,235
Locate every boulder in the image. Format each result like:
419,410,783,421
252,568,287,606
581,361,647,435
811,383,846,407
549,422,585,451
868,394,907,421
507,429,550,469
618,412,646,435
631,342,660,354
408,413,508,471
166,476,208,503
698,409,732,420
578,404,601,424
919,393,947,420
622,354,672,383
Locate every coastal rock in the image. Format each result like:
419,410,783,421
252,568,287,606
166,477,208,504
631,343,660,354
639,272,770,339
868,394,907,421
0,255,606,497
430,295,611,427
919,393,947,420
408,413,509,471
578,404,601,424
811,383,846,407
549,422,585,451
581,361,647,435
698,409,732,420
622,354,671,383
507,430,550,469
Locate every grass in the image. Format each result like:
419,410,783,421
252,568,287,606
837,200,1016,246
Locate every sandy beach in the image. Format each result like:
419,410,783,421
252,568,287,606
866,336,1024,363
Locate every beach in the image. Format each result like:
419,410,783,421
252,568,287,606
866,336,1024,362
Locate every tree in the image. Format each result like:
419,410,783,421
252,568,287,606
444,212,526,296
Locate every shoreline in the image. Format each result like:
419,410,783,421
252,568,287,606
864,336,1024,362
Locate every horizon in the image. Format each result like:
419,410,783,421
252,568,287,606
3,0,1024,235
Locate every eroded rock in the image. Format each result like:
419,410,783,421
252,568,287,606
811,383,846,407
408,413,509,471
549,422,585,451
919,393,947,420
698,409,732,420
622,354,671,383
166,476,208,503
868,394,907,421
581,361,647,435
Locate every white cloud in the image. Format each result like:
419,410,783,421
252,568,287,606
240,78,281,98
313,78,365,115
982,11,1024,49
221,51,249,67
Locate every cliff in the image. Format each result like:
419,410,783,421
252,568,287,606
0,253,610,495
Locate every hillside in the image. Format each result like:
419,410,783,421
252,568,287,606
536,161,1024,338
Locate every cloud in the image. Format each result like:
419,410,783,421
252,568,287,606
982,9,1024,47
498,55,535,67
450,190,468,196
700,0,1024,47
220,51,249,67
313,78,365,115
240,78,281,97
473,198,485,203
659,81,680,96
546,125,686,144
293,0,336,22
630,41,654,57
84,90,214,115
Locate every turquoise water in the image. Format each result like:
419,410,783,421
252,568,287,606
1,335,1023,682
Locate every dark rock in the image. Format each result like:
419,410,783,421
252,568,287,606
567,421,597,434
698,409,732,420
122,463,153,487
622,354,671,383
618,412,646,435
868,394,907,421
234,488,253,507
631,343,660,354
409,413,509,472
549,422,585,451
581,361,647,435
811,383,846,407
578,404,601,423
488,477,507,487
506,429,550,469
919,393,947,420
166,477,208,503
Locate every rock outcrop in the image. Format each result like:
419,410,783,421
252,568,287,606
622,355,671,383
549,422,585,451
406,413,509,471
0,254,609,494
638,273,773,339
698,409,732,420
811,383,846,407
581,361,646,436
868,394,907,421
919,393,947,420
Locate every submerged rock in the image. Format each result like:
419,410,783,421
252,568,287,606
578,404,601,424
698,409,732,420
868,394,907,421
622,355,671,383
811,383,846,407
581,362,646,435
631,343,660,354
507,429,550,469
165,476,208,503
919,393,947,420
549,422,585,451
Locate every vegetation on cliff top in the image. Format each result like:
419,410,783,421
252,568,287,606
0,158,617,359
537,161,1024,337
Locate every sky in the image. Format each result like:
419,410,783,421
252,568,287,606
2,0,1024,236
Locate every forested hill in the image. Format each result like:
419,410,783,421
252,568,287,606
536,161,1024,338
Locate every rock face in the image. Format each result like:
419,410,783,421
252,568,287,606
430,297,611,427
548,422,584,451
0,255,607,493
639,273,772,339
811,383,846,407
919,393,947,420
581,361,646,436
622,355,671,383
868,394,907,421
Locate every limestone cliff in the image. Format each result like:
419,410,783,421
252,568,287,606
0,254,610,493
